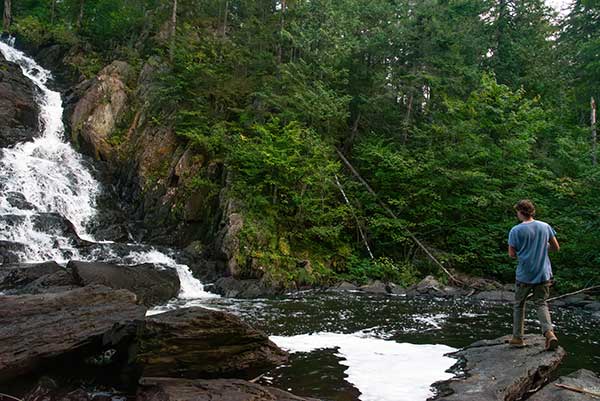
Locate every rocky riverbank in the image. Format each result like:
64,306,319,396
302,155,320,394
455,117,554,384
0,283,309,400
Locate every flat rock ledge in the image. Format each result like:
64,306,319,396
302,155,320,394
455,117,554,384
430,334,566,401
0,285,146,382
137,377,318,401
133,307,288,380
528,369,600,401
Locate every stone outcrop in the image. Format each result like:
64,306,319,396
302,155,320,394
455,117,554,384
431,334,566,401
212,276,280,298
0,261,62,290
0,285,146,382
528,369,600,401
132,307,288,379
70,60,134,161
137,377,317,401
0,53,40,148
69,260,180,306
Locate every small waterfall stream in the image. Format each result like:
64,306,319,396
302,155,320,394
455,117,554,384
0,39,215,301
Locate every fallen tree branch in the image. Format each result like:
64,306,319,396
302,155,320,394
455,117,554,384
554,383,600,398
335,148,465,287
334,174,374,259
0,393,23,401
547,285,600,302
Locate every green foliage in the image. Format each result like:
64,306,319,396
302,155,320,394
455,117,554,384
12,0,600,290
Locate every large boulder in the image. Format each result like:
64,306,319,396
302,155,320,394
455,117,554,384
69,260,180,307
212,276,279,298
0,240,28,264
132,307,288,380
528,369,600,401
137,377,318,401
407,275,446,297
0,261,62,290
0,285,146,383
70,61,134,161
0,53,40,148
431,334,566,401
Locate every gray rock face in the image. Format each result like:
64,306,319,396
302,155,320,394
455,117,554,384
359,280,389,294
69,260,180,307
133,307,288,380
528,369,600,401
0,240,29,264
0,53,40,148
431,335,566,401
70,60,133,161
0,261,62,290
407,275,445,296
137,377,318,401
0,285,146,383
213,276,278,298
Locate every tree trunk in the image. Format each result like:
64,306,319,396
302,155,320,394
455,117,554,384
277,0,286,64
3,0,11,33
222,0,229,37
76,0,85,30
51,0,57,24
402,93,414,144
592,97,597,166
169,0,177,62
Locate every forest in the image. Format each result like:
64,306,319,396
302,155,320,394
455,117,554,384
2,0,599,292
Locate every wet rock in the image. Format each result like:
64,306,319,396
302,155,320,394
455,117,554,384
332,281,360,292
561,294,592,307
0,261,62,290
23,376,125,401
431,334,566,401
70,61,134,161
0,240,28,264
30,212,90,246
583,302,600,312
0,53,40,148
213,276,278,298
0,285,146,382
407,275,445,296
5,192,36,210
359,280,388,294
388,282,407,295
528,369,600,401
132,307,287,380
137,377,317,401
69,260,180,307
18,269,78,294
473,290,515,302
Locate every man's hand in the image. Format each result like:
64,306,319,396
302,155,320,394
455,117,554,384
508,245,517,259
548,237,560,252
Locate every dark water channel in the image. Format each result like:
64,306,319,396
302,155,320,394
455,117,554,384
197,292,600,401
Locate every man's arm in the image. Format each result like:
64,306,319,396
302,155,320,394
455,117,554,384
548,236,560,252
508,245,517,259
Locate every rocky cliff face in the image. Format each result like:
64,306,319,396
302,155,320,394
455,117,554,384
42,50,239,276
0,52,40,148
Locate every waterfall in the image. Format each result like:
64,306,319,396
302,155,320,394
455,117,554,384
0,39,217,304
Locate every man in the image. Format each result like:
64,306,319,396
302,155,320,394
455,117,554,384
508,199,560,350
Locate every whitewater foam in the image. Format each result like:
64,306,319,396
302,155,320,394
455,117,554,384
271,332,457,401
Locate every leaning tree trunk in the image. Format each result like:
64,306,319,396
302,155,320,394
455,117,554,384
76,0,85,30
169,0,177,61
592,97,597,166
3,0,12,33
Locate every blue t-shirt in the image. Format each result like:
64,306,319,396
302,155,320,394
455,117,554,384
508,220,556,284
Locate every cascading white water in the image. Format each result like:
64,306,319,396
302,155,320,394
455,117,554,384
0,39,216,303
0,40,98,261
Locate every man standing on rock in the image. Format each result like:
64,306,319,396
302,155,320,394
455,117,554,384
508,199,560,350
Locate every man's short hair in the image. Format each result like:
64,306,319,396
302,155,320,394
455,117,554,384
514,199,536,218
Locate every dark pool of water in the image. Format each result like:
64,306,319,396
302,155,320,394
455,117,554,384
199,291,600,401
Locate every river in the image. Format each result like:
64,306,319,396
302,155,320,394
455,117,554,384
1,39,598,401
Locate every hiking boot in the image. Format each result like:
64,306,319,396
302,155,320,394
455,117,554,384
508,337,525,347
545,330,558,351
